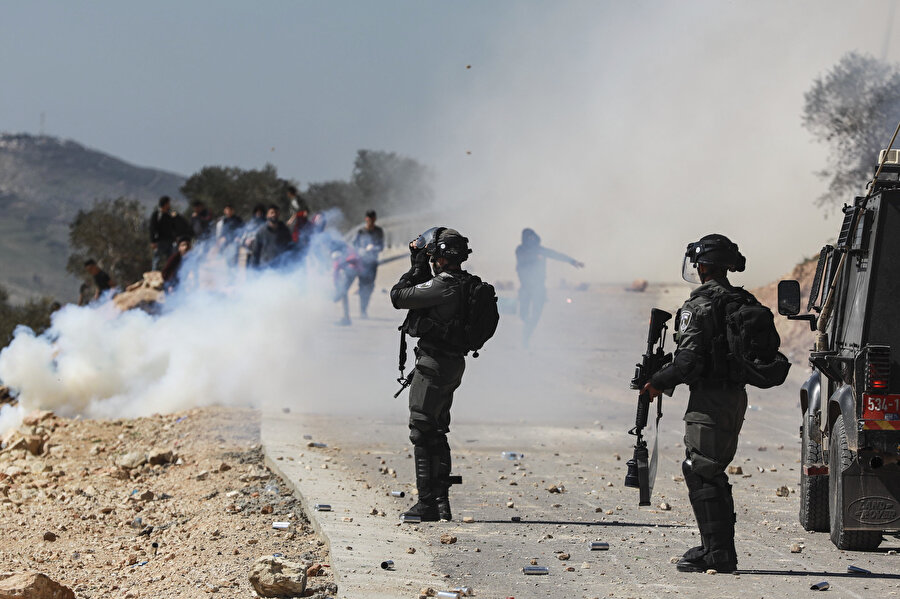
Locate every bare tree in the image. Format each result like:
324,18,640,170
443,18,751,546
803,52,900,207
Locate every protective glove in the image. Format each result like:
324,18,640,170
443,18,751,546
404,242,432,284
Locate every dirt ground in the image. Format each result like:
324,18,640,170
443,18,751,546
0,406,335,598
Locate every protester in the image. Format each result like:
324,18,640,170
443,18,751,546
251,205,292,268
286,186,314,262
191,201,213,240
215,204,244,244
215,204,244,267
162,236,192,292
83,259,116,301
515,228,584,347
352,209,385,318
149,196,185,270
331,241,362,326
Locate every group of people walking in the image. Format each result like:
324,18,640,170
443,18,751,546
144,191,385,324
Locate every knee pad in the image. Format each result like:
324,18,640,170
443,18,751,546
409,427,427,447
409,427,446,450
682,459,704,491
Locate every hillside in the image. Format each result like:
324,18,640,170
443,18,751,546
752,256,819,365
0,134,186,302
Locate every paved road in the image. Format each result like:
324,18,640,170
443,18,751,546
263,274,900,598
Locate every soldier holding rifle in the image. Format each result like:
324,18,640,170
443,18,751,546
640,234,755,574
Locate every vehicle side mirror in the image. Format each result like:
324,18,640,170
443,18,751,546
777,280,801,316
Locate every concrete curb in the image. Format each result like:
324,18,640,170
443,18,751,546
261,411,440,599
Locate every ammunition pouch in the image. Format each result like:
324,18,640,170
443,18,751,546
400,310,437,338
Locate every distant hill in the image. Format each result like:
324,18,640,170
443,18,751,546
0,133,186,302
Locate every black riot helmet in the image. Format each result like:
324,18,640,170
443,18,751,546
681,234,745,284
412,226,472,263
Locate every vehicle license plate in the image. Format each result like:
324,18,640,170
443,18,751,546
862,394,900,420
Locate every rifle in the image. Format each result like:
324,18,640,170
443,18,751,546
624,308,673,506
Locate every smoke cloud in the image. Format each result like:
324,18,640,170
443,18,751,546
0,229,405,432
403,1,900,289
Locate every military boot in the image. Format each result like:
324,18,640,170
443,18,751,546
402,446,439,522
676,484,737,573
431,443,453,521
679,462,706,562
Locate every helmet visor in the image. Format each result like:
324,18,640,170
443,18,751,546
681,255,702,284
412,227,442,252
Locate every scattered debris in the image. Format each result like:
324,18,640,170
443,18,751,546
658,502,671,511
523,566,549,575
117,451,147,470
249,555,308,597
810,581,830,591
590,542,609,551
391,491,405,498
307,564,323,577
775,486,790,497
501,451,524,460
307,442,327,448
147,448,174,465
272,522,290,530
42,531,58,542
380,560,394,570
440,534,458,545
406,547,416,554
314,504,332,512
727,466,743,475
462,516,475,523
847,565,871,574
547,483,565,494
557,553,570,561
627,279,649,292
0,572,75,599
790,543,803,553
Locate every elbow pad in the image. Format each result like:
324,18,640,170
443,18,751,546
671,349,705,385
651,349,705,389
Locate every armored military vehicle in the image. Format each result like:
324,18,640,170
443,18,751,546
778,149,900,550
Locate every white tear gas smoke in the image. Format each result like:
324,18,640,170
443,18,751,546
0,215,391,432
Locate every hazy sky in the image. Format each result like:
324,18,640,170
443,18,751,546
2,1,899,285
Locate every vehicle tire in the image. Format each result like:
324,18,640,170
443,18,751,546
799,412,829,532
829,417,883,550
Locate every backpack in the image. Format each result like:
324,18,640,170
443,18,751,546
453,273,500,357
394,273,499,397
699,288,791,389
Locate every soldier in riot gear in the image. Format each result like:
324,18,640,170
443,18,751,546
390,227,473,522
642,234,750,574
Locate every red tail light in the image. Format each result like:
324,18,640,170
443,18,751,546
865,346,891,394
